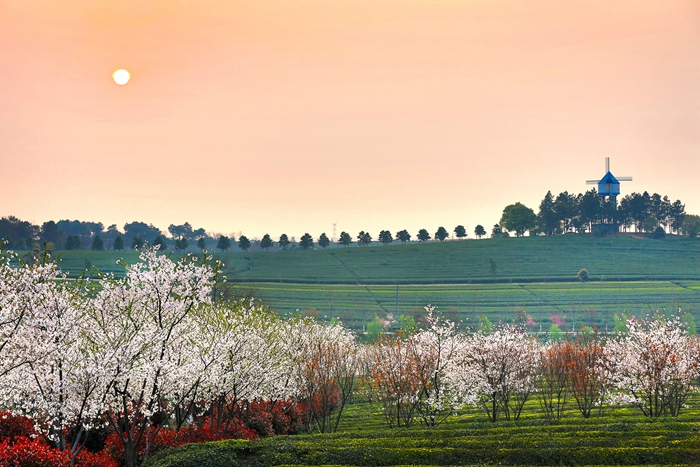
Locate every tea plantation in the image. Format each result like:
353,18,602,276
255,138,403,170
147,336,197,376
145,398,700,466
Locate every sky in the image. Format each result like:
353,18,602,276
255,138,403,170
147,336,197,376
1,0,698,240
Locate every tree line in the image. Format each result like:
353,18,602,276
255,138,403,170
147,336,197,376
0,215,489,254
496,190,698,238
2,189,697,255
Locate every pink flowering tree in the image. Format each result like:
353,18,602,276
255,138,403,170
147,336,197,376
91,249,218,467
446,325,539,422
606,313,700,417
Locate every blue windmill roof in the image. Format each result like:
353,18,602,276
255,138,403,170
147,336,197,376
599,171,620,184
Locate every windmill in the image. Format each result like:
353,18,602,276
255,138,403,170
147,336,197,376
586,157,633,197
586,157,633,233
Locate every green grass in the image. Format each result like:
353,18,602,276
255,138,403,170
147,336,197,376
241,280,700,331
49,235,700,284
45,235,700,331
144,398,700,466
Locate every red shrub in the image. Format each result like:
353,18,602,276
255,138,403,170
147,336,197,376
0,412,38,443
74,449,119,467
0,436,70,467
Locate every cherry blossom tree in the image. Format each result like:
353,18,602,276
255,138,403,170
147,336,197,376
446,325,539,422
287,317,358,433
606,313,700,417
91,249,218,467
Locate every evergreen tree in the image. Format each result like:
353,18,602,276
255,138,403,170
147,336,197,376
216,235,231,252
395,229,411,244
378,230,393,245
338,231,352,247
278,234,290,249
113,236,124,251
318,233,330,249
417,229,431,242
299,233,314,250
153,235,168,251
238,235,251,251
260,234,274,251
91,235,104,251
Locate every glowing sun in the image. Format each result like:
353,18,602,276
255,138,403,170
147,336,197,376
112,69,131,85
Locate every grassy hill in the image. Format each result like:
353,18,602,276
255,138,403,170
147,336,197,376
52,234,700,284
48,235,700,331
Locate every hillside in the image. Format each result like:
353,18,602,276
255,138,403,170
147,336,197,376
47,235,700,331
217,234,700,284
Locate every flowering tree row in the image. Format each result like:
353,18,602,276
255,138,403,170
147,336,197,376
364,308,700,426
2,243,699,465
362,308,700,427
0,245,357,466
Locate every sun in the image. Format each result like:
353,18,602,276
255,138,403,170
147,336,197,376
112,69,131,85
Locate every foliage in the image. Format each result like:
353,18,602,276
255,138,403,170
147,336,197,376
434,227,449,242
317,233,330,249
238,236,251,251
260,234,273,251
278,234,290,249
577,268,589,282
395,229,410,244
378,230,393,245
606,314,699,417
453,225,466,239
216,235,231,252
417,229,431,242
500,202,537,237
91,235,105,251
337,232,352,247
298,233,313,250
474,224,486,238
356,231,372,247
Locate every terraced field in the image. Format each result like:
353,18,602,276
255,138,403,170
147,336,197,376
48,235,700,331
145,397,700,466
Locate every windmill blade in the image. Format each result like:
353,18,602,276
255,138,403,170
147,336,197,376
605,157,610,172
586,180,599,184
617,177,633,181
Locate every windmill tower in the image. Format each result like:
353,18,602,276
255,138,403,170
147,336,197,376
586,157,633,233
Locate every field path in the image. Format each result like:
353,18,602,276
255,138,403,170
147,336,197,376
330,252,391,314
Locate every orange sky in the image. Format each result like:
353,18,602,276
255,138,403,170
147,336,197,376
1,0,698,239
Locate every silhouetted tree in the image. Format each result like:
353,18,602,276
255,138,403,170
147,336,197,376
454,225,467,239
395,229,411,244
338,231,352,247
435,226,449,242
378,230,393,245
357,231,372,246
197,237,207,251
417,229,431,242
238,235,251,251
278,234,290,250
537,191,560,236
318,233,330,249
90,235,104,251
474,224,486,239
491,224,502,238
261,234,274,251
113,236,124,251
174,237,188,252
131,236,144,250
299,233,314,250
65,235,82,250
500,202,536,237
216,235,232,252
